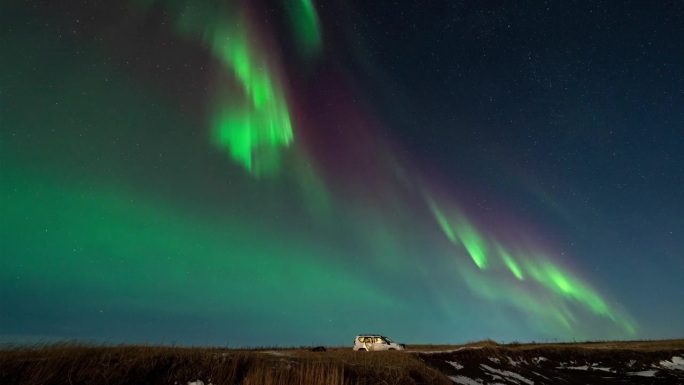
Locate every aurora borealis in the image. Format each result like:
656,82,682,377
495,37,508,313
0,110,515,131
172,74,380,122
1,1,683,346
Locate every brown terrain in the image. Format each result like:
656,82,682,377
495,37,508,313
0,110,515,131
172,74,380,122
1,339,682,384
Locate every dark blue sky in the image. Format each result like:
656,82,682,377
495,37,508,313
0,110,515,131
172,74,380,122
1,0,683,345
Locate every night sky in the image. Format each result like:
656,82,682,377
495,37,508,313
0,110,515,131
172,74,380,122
1,0,683,347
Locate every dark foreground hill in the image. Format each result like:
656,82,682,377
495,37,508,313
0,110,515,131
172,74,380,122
1,339,682,385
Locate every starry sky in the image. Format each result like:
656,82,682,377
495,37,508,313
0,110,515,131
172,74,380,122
1,0,683,346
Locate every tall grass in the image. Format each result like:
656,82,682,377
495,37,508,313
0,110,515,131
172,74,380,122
2,339,681,384
0,344,452,385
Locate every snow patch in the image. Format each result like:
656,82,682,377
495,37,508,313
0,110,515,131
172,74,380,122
261,350,291,356
532,357,547,364
557,363,613,372
481,364,534,385
447,360,464,370
449,375,482,385
489,357,501,364
531,371,551,380
628,370,658,377
559,365,589,370
560,364,614,372
188,381,213,385
660,356,684,371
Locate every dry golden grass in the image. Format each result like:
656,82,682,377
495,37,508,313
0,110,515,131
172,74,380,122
0,343,451,385
1,339,682,385
407,338,684,352
498,338,684,354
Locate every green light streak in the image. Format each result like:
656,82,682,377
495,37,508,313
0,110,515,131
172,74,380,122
460,268,574,334
428,199,487,269
141,0,296,176
496,244,524,280
284,0,322,56
430,201,457,243
455,217,488,269
207,14,293,176
523,258,612,317
427,197,636,336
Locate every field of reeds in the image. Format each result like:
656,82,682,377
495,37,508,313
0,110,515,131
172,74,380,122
0,344,450,385
1,339,682,385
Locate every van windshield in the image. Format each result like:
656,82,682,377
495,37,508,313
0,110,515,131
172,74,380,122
382,336,393,343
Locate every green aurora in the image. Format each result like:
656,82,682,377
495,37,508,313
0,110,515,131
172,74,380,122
0,0,652,345
426,198,636,336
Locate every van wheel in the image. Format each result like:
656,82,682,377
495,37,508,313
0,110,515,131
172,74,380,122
358,348,367,351
388,348,396,351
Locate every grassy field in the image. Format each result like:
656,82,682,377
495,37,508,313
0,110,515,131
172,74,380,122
0,344,449,385
1,339,682,385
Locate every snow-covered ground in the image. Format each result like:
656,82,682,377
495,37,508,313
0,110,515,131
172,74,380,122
448,375,482,385
481,364,534,384
629,370,658,377
661,356,684,371
419,350,684,384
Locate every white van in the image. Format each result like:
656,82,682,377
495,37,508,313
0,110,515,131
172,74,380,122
353,335,405,351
